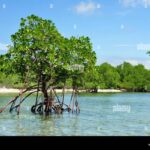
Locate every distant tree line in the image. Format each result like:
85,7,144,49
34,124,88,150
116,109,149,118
84,62,150,92
0,60,150,92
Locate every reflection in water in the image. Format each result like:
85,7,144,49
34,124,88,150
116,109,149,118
0,93,150,135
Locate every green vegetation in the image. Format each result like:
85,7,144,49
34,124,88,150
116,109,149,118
0,15,96,94
116,62,150,91
0,15,150,93
0,15,97,114
1,60,150,92
83,62,150,92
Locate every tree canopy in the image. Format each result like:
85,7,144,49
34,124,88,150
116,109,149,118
0,15,97,114
1,15,96,88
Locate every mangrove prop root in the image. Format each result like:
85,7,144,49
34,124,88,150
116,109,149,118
0,85,38,113
0,85,80,115
0,95,19,113
10,90,38,112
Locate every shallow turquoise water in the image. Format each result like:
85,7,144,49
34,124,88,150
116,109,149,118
0,93,150,136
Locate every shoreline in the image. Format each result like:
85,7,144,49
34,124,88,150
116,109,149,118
0,87,124,94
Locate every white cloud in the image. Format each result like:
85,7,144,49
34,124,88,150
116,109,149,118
74,1,101,14
119,0,150,8
2,3,6,9
0,43,8,51
125,59,150,69
125,59,139,65
110,59,150,70
143,60,150,69
98,57,150,69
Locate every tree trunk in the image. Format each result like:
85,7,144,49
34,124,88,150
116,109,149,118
62,81,66,106
41,75,50,114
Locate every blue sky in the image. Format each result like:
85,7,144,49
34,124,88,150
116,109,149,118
0,0,150,68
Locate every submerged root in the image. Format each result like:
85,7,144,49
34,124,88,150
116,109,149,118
0,86,80,115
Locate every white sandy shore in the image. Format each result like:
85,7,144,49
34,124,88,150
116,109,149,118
97,89,123,93
0,87,20,93
0,87,124,94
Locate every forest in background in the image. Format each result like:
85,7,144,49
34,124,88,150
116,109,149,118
0,61,150,92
